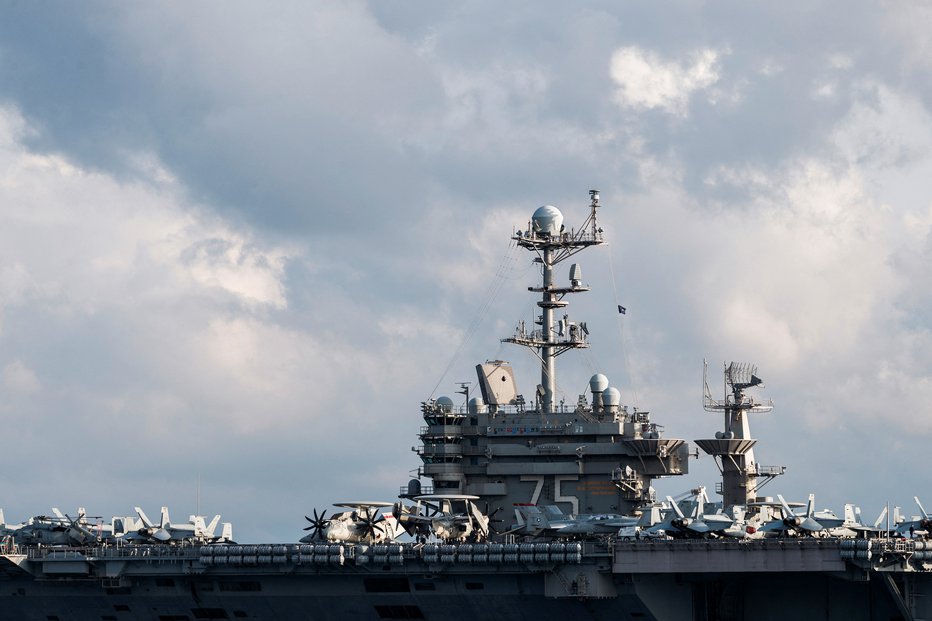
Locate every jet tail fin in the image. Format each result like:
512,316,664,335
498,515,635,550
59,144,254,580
916,497,929,519
666,496,686,519
220,522,233,542
206,515,221,537
135,507,154,528
844,504,856,525
513,505,547,532
777,495,793,519
874,506,888,529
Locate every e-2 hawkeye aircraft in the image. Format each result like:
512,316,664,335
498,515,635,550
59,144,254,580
392,495,492,542
301,502,405,544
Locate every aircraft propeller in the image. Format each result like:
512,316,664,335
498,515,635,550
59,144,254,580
303,509,331,541
485,504,504,532
357,508,386,541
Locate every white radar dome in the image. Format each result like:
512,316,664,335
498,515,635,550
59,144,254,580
602,386,621,407
436,396,454,412
531,205,564,236
468,397,488,414
589,374,609,393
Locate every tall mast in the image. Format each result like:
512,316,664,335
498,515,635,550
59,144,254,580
503,190,605,413
695,362,785,507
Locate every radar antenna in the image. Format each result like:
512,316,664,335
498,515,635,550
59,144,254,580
695,361,784,508
704,362,773,414
502,190,605,413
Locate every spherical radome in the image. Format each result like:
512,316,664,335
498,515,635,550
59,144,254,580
589,374,609,393
531,205,563,236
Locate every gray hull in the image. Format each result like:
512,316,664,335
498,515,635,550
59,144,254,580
3,539,929,621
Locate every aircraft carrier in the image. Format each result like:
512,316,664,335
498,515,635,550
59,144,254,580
1,190,930,621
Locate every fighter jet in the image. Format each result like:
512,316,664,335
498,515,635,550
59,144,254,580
660,494,734,538
823,505,889,538
759,495,826,537
509,504,637,539
129,507,231,544
895,497,932,538
640,491,736,539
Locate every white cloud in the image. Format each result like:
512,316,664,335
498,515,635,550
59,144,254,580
882,0,932,70
609,46,723,116
639,81,932,440
2,360,41,394
0,109,292,317
827,53,854,70
0,106,301,428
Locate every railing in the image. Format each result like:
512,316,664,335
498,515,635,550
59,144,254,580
26,542,205,561
398,485,434,497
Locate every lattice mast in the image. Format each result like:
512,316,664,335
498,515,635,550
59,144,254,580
502,190,606,413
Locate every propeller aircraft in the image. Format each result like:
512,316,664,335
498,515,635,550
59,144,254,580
301,502,402,544
392,495,491,542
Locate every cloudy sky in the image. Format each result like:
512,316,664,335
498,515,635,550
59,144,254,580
1,1,931,540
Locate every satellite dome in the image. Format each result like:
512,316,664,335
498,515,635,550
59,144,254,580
436,396,454,412
589,374,609,393
602,386,621,407
531,205,564,236
468,396,488,414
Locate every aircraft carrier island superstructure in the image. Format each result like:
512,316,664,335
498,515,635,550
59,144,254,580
414,191,689,519
1,191,930,621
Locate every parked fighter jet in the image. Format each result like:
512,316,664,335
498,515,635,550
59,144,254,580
759,495,826,537
301,502,402,544
508,504,637,538
823,505,889,538
895,497,932,538
658,494,734,538
130,507,231,544
640,491,736,539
